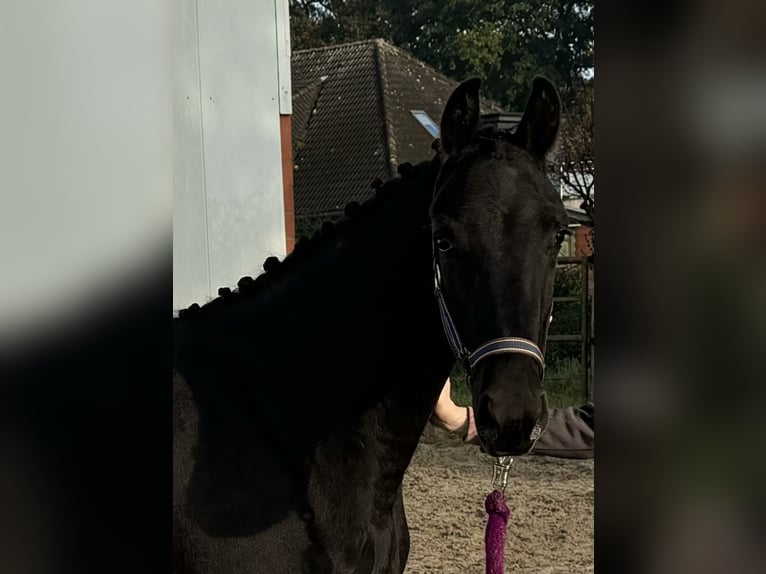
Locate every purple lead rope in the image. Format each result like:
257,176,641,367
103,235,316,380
484,490,510,574
484,456,514,574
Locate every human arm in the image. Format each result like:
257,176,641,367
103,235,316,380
431,378,594,458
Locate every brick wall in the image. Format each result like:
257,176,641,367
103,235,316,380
574,226,594,257
280,115,295,253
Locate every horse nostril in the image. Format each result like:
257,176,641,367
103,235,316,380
487,397,524,426
479,391,543,433
477,395,493,429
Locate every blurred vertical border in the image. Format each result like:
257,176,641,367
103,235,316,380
0,2,173,573
597,0,766,572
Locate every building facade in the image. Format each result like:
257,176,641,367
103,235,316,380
173,0,293,311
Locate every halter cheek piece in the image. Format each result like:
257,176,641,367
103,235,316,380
433,256,549,374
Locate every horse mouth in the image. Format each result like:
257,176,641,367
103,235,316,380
477,393,550,457
479,434,537,457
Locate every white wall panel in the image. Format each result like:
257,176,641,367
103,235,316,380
174,0,288,310
173,0,209,309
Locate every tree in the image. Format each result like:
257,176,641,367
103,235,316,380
290,1,596,224
289,1,594,111
558,81,595,224
289,1,392,47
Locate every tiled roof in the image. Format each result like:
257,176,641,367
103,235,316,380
291,39,505,217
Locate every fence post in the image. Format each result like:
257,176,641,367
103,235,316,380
589,259,594,403
582,257,589,402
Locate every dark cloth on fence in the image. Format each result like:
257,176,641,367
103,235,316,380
461,403,594,460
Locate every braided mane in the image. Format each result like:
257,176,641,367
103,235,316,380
176,159,435,321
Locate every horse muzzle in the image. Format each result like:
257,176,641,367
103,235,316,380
475,388,550,457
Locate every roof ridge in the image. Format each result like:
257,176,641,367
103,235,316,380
378,41,509,114
293,39,506,111
292,38,379,56
293,76,326,103
292,77,326,161
376,40,457,90
373,40,397,178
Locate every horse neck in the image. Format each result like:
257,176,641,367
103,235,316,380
260,161,455,441
173,160,457,470
294,162,458,508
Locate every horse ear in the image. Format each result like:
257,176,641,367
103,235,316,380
514,77,561,161
440,78,481,155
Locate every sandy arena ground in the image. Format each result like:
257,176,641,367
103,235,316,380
402,428,594,574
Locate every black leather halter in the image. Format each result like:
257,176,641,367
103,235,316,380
432,252,549,376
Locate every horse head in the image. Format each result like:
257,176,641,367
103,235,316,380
431,77,568,456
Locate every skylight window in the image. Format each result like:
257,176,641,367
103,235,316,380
410,110,440,137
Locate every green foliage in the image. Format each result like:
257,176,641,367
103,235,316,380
449,358,584,409
290,1,392,48
547,263,591,366
542,358,588,406
289,0,594,110
295,213,340,240
448,369,472,406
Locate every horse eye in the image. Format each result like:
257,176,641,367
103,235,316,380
555,229,571,245
436,238,453,252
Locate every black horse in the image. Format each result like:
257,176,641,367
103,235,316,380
173,77,568,573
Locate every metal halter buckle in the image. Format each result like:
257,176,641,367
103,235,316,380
491,456,514,493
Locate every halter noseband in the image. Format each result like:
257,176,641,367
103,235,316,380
433,256,549,376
